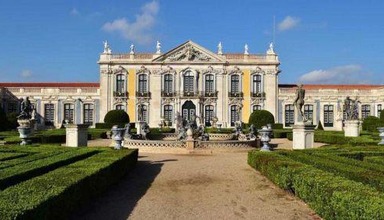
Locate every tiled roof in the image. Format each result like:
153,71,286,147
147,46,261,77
0,82,100,88
279,84,384,90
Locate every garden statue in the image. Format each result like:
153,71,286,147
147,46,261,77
344,96,359,120
18,97,33,120
294,84,307,122
248,124,257,140
124,123,131,139
141,123,150,140
137,104,144,121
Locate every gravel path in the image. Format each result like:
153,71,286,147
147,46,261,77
71,151,320,220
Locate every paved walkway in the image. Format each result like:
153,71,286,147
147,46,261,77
71,149,321,220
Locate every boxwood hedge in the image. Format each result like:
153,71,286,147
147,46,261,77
0,148,138,220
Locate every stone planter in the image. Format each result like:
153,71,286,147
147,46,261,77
259,126,272,151
111,126,126,150
18,126,32,145
378,127,384,145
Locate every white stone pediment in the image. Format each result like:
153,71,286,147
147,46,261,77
153,41,225,63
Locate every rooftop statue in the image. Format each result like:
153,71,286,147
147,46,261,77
217,42,223,55
244,44,249,55
156,41,161,54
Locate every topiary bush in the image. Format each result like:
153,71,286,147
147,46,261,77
248,110,275,129
104,110,129,124
362,116,384,132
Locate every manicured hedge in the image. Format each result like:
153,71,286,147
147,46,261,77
0,148,97,190
248,151,384,219
0,153,28,162
0,148,138,220
280,151,384,192
248,110,275,129
364,156,384,166
272,129,292,138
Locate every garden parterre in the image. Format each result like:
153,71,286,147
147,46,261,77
0,145,138,220
248,146,384,219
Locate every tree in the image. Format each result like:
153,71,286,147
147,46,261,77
248,110,275,129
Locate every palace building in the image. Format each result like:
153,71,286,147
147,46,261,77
0,40,383,131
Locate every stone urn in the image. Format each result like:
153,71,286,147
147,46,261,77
378,127,384,145
17,119,32,145
111,126,126,150
259,126,272,151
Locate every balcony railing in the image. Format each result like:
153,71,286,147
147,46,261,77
203,91,218,98
113,91,129,97
250,92,266,98
183,91,200,98
136,91,151,98
228,92,243,98
161,91,176,97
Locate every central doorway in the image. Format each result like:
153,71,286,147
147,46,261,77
182,101,196,121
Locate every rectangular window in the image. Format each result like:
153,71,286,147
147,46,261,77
184,76,194,93
83,104,94,124
324,105,334,127
205,105,214,126
64,103,74,123
205,74,214,93
378,104,382,118
116,74,125,93
230,105,240,126
230,75,239,93
252,75,261,94
285,104,294,127
138,74,148,93
361,104,370,119
164,74,173,93
164,105,173,126
304,104,313,121
44,104,55,125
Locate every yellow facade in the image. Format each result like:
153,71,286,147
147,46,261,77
242,69,251,123
128,69,136,121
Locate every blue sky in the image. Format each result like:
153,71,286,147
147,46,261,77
1,0,383,84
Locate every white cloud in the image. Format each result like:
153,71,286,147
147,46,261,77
102,1,159,45
70,8,80,16
278,16,300,32
298,65,372,84
20,70,32,78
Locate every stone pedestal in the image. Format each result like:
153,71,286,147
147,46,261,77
293,123,315,150
65,124,89,147
185,128,195,150
344,120,360,137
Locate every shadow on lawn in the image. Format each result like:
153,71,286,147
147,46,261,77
70,158,168,220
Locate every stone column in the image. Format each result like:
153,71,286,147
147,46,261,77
65,124,89,147
344,120,360,137
293,123,316,149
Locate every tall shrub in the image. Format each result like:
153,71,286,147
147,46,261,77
316,121,324,130
0,106,8,131
362,116,384,132
248,110,275,129
380,109,384,122
104,110,129,124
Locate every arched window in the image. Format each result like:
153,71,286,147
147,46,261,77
230,105,240,126
205,105,214,126
164,105,173,125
